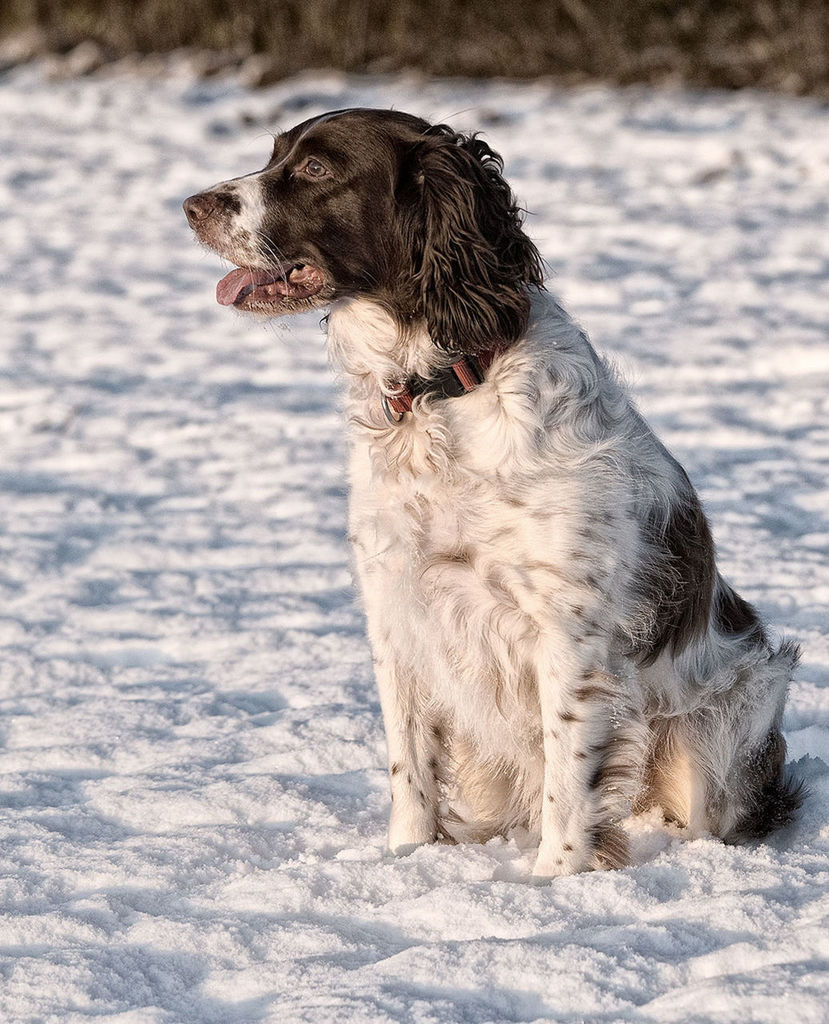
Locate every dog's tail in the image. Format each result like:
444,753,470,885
716,638,805,841
659,633,805,841
722,639,806,841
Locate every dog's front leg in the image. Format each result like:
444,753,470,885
373,654,441,854
351,502,442,854
532,630,630,879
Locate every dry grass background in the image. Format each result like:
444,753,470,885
1,0,828,93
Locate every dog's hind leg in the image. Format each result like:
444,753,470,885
641,720,713,835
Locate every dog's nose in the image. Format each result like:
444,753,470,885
183,193,216,225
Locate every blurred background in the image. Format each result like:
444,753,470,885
1,0,828,95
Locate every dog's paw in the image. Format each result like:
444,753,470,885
531,839,592,880
388,839,431,857
387,808,437,855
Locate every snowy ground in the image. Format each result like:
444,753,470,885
0,62,828,1024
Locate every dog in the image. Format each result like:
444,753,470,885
184,107,802,877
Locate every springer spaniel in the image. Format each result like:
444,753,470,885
184,108,802,877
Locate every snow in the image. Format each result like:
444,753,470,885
0,62,828,1023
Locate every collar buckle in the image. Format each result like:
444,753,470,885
381,393,405,424
382,350,497,423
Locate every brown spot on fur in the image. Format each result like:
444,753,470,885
563,843,573,852
391,762,401,776
636,474,716,665
517,663,538,699
713,578,766,645
503,493,526,508
526,560,565,575
424,548,475,577
407,772,412,785
558,710,581,723
485,570,519,607
574,684,616,702
547,793,555,802
521,574,536,594
589,753,639,793
575,750,587,759
591,823,629,870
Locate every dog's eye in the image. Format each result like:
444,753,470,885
300,158,328,178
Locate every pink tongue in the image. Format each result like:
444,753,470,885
216,267,283,306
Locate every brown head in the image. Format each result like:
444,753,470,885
183,108,544,354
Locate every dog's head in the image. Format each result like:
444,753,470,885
184,108,543,354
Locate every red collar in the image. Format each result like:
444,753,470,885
382,349,498,423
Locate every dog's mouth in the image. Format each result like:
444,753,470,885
216,262,326,311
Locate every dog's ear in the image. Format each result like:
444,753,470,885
402,126,544,354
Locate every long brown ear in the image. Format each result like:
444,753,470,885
405,126,544,354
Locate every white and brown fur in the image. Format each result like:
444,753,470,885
185,108,802,877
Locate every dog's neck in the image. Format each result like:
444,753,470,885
327,298,442,382
326,297,476,477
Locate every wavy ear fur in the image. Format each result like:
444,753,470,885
404,126,544,354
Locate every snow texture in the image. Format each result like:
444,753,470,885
0,63,828,1024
